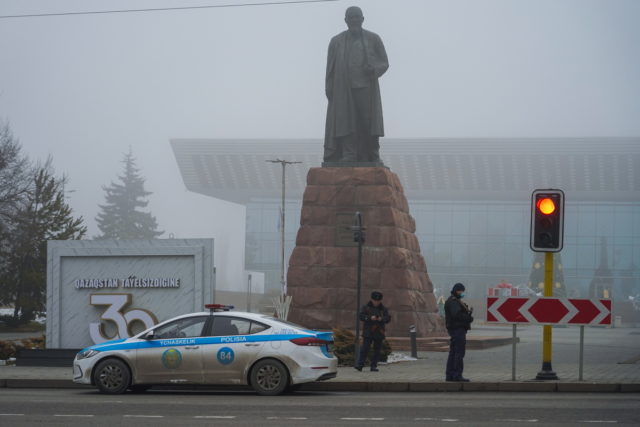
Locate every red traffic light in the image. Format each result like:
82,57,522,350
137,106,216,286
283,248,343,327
530,189,565,252
536,197,556,215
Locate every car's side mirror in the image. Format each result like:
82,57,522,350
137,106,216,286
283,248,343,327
144,330,155,340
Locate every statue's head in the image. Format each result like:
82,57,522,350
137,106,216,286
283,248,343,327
344,6,364,32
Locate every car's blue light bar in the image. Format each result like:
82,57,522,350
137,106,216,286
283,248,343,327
205,304,234,312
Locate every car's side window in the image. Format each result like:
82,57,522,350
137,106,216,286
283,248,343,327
154,316,208,339
211,317,258,336
250,321,270,334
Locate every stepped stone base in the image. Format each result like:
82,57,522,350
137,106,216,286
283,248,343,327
287,167,445,337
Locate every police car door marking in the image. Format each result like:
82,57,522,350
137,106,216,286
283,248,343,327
161,348,182,369
217,347,235,365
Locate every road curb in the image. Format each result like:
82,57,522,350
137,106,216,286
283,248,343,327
498,382,557,392
557,382,620,392
408,382,462,392
620,383,640,392
300,381,637,393
1,379,638,392
3,379,89,389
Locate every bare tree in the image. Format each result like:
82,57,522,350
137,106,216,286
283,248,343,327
0,121,32,225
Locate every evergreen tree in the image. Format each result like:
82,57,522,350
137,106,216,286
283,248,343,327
589,237,613,299
95,150,163,239
527,252,567,297
2,163,87,324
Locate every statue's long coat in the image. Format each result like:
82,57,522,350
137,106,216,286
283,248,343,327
324,29,389,154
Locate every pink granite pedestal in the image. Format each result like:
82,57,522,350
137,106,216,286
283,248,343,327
287,167,445,337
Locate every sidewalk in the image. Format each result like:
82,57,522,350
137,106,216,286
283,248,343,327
2,326,639,392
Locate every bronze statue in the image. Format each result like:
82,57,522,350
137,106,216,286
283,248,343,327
323,6,389,165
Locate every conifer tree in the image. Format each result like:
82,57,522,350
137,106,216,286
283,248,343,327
527,252,567,297
3,163,87,323
95,150,163,239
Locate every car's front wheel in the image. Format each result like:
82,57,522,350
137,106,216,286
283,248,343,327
93,358,131,394
250,359,289,396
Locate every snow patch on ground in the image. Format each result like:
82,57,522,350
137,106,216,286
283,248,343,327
380,352,418,365
0,308,45,324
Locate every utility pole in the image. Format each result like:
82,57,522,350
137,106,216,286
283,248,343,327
266,159,302,298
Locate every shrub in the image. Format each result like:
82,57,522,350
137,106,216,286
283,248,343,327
19,335,45,350
0,314,22,329
0,335,45,360
0,340,17,360
331,327,391,366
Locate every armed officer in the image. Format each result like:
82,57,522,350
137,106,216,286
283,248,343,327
444,283,474,382
354,291,391,372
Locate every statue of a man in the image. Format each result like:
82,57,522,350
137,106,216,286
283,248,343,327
323,6,389,165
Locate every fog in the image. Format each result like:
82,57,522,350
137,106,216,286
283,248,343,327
1,0,639,289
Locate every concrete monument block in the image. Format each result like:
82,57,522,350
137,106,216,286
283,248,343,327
46,239,214,349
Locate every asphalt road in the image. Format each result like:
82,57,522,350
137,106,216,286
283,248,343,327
0,389,638,426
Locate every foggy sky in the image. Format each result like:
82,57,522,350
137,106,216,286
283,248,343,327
1,0,639,241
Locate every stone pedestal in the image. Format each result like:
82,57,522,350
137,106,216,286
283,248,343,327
287,167,444,337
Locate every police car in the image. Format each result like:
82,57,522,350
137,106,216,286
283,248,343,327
73,305,337,395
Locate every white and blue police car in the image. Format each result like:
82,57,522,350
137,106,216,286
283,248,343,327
73,305,337,395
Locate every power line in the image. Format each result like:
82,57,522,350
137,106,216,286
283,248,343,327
0,0,339,19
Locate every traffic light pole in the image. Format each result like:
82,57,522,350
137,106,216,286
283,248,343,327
536,251,559,380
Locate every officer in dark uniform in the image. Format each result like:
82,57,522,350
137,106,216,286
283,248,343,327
444,283,474,381
354,291,391,372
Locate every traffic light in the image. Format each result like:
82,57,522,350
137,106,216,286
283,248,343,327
530,189,565,252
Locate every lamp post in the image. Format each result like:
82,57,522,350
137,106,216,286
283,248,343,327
266,159,301,299
351,212,366,360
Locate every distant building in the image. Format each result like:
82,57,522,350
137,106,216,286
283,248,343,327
171,137,640,300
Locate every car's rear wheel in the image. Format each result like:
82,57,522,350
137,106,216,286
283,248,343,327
93,358,130,394
250,359,289,396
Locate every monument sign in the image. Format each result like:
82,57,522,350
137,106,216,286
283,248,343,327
46,239,215,348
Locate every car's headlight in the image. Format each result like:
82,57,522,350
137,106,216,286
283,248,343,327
76,349,100,360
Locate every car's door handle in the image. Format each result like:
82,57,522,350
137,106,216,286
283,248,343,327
244,343,260,347
185,346,199,350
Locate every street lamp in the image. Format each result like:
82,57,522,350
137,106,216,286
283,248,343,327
266,159,301,318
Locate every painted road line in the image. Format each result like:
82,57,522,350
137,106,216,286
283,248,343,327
0,414,25,416
194,416,237,419
495,419,538,423
267,417,308,420
54,415,95,417
340,418,384,421
579,422,617,424
124,415,164,418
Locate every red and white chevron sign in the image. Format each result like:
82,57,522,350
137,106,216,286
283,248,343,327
486,297,612,326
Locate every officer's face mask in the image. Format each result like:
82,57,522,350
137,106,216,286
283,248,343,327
459,292,465,298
